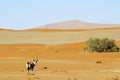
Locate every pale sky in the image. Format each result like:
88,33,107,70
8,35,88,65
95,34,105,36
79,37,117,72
0,0,120,30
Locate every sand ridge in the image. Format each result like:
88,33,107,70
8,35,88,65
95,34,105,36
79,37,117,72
0,28,120,45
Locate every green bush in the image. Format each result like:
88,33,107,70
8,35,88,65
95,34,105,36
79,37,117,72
85,38,119,53
53,48,59,53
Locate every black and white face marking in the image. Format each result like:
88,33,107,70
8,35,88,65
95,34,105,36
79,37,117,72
33,59,38,65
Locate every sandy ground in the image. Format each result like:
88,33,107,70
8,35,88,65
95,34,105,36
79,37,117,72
1,43,120,80
1,28,120,80
0,29,120,45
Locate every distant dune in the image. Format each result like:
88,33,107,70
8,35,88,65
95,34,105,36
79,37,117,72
1,20,120,31
37,20,120,30
0,20,120,45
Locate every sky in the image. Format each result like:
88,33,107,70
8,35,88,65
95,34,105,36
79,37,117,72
0,0,120,30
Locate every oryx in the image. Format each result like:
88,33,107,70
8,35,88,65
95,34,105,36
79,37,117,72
26,59,38,75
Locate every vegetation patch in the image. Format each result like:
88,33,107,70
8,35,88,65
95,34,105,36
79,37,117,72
85,38,119,53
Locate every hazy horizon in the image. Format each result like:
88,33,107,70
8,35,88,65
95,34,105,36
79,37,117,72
0,0,120,30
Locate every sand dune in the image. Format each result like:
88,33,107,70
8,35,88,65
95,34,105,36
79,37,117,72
0,29,120,45
38,20,120,29
0,42,120,80
26,27,120,32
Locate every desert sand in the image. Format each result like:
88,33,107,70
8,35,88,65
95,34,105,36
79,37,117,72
0,42,120,80
0,29,120,45
1,20,120,80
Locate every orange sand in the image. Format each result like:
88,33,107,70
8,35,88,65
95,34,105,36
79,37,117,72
0,27,120,80
0,42,120,80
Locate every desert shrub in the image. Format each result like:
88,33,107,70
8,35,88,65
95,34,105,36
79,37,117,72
53,48,59,53
107,76,119,80
85,38,119,53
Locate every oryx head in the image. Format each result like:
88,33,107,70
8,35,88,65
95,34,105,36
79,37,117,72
32,59,38,65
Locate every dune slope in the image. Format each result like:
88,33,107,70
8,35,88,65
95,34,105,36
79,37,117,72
0,29,120,45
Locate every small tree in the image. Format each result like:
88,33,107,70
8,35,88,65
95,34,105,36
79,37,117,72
85,38,119,53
